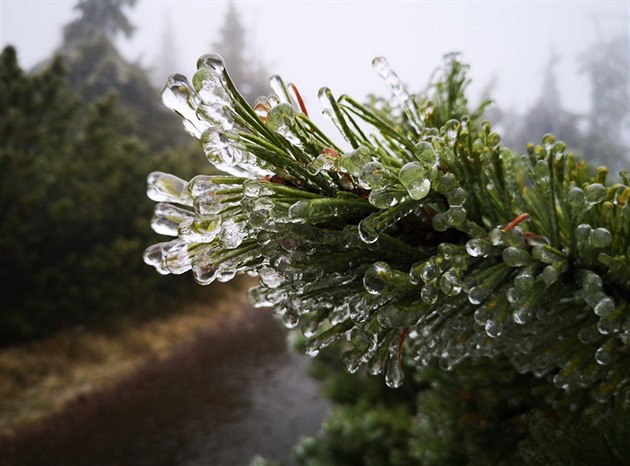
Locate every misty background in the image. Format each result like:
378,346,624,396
2,1,629,158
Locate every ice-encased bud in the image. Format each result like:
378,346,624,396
197,53,226,73
200,127,242,166
307,152,337,175
147,172,192,206
339,146,372,177
192,65,228,106
151,203,193,236
360,161,392,190
399,162,431,200
266,102,296,133
143,241,179,275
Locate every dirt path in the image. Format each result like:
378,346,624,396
0,280,329,466
0,279,253,439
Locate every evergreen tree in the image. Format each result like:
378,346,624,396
212,2,269,104
146,53,629,463
150,12,180,89
501,53,582,158
580,35,629,174
63,0,138,45
0,46,207,345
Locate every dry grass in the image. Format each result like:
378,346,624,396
0,277,255,438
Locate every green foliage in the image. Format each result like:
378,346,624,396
147,51,629,463
0,46,210,345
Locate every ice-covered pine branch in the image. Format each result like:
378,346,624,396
144,52,629,398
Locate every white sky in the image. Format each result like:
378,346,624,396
1,0,629,121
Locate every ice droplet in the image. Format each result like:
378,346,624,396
512,306,531,325
540,265,559,285
339,146,372,177
585,183,606,205
385,353,404,388
439,271,462,296
567,187,584,208
590,228,612,248
502,246,532,267
421,284,438,304
399,162,431,200
465,238,491,258
594,297,614,318
594,342,613,365
363,262,389,294
372,56,421,132
468,286,489,305
447,187,467,207
484,319,503,338
413,141,437,165
360,161,393,190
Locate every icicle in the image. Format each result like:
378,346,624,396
372,56,422,133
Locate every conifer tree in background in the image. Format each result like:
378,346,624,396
63,0,138,45
53,0,188,151
145,52,629,464
150,13,180,89
211,2,269,104
497,32,629,178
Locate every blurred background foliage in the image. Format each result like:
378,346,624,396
1,0,626,347
0,0,271,346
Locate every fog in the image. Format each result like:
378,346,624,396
2,0,628,120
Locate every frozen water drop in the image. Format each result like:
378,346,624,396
585,183,606,205
567,187,584,208
399,162,430,200
447,187,467,207
421,284,438,304
466,238,490,257
590,228,612,248
594,297,614,318
594,344,612,365
512,306,531,325
540,265,559,285
468,286,489,305
502,246,532,267
385,356,404,388
484,319,503,338
439,271,462,296
413,141,437,165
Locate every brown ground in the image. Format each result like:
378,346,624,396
0,277,254,439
